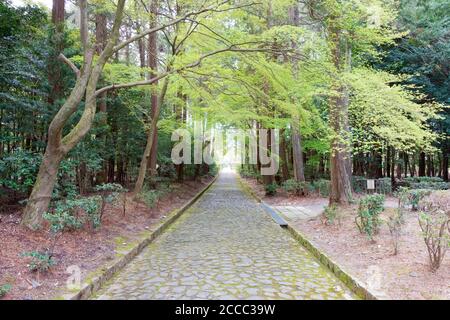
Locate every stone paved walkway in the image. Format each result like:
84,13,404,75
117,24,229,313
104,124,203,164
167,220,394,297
94,171,355,300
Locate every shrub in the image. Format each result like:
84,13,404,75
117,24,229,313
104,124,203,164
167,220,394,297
311,179,330,197
281,179,309,195
323,204,339,226
355,194,385,240
265,183,277,196
0,284,11,298
376,178,392,194
21,251,55,272
418,192,450,272
138,188,160,208
407,189,432,211
352,176,367,194
44,196,102,232
94,183,128,217
387,209,403,255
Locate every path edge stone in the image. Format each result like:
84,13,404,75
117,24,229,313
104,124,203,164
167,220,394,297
59,175,218,300
237,175,382,300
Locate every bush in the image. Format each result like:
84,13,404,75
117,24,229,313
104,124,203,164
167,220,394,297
418,192,450,272
355,194,385,240
387,209,403,255
311,179,330,197
407,189,432,211
44,196,102,233
265,183,277,196
0,284,11,298
323,204,339,226
0,150,41,194
239,166,260,179
281,179,309,195
376,178,392,194
94,183,128,216
403,177,449,191
21,250,55,272
352,176,367,194
138,188,160,208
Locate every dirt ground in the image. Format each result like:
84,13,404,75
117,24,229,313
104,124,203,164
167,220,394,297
0,177,213,300
242,177,450,300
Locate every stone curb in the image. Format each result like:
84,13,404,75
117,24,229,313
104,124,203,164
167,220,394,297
237,175,383,300
60,175,218,300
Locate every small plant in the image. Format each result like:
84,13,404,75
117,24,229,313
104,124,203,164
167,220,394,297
387,209,403,255
418,193,450,272
94,183,128,217
322,204,339,226
355,194,385,240
264,182,278,196
138,188,160,208
21,250,55,272
407,189,431,211
282,179,308,195
44,196,102,232
0,284,11,298
311,179,330,197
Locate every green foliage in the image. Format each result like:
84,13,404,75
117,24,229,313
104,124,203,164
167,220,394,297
376,178,392,194
0,150,41,194
281,179,309,195
407,189,432,211
265,183,278,196
387,209,403,255
44,196,102,233
351,176,367,194
355,194,385,240
138,188,160,208
239,166,260,179
0,284,11,297
323,204,339,226
310,179,331,197
21,250,55,272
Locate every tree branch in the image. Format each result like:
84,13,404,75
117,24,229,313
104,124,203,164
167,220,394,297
95,43,275,96
112,1,260,54
58,54,80,78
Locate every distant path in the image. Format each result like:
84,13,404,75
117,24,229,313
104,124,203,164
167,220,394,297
95,170,354,300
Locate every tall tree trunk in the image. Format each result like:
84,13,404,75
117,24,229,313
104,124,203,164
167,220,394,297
48,0,65,106
292,123,305,182
95,11,108,184
328,26,352,205
279,129,289,181
419,151,426,176
147,0,159,180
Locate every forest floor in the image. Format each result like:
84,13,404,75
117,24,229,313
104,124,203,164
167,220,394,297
242,177,450,300
0,176,213,300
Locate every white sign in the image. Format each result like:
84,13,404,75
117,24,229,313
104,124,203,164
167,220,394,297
367,179,375,190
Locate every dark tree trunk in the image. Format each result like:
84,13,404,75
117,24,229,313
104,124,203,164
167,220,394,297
48,0,65,106
419,152,426,176
279,129,289,181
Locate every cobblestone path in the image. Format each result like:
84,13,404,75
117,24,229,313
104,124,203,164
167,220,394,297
95,171,355,300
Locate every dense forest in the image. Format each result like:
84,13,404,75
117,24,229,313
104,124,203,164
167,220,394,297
0,0,448,231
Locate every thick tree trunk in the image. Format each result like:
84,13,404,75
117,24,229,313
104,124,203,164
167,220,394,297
419,152,426,176
48,0,65,106
147,0,159,179
279,129,289,181
292,121,305,182
95,12,108,184
21,148,64,229
133,78,169,195
328,27,352,205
